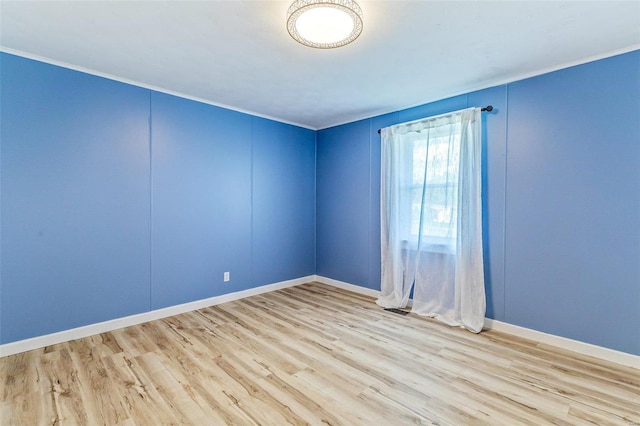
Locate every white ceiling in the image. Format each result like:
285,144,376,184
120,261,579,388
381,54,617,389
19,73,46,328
1,1,639,130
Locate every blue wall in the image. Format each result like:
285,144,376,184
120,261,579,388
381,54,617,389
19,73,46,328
316,50,640,355
150,92,254,308
0,53,316,344
504,53,640,354
251,118,316,286
1,54,152,344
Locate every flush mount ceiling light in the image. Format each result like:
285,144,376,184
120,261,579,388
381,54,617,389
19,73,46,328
287,0,363,49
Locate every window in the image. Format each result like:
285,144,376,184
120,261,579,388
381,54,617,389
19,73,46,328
402,121,461,246
378,107,485,333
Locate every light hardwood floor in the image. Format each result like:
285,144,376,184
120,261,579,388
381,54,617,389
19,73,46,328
2,282,639,425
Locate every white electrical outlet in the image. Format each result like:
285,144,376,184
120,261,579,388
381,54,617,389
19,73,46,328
223,272,230,282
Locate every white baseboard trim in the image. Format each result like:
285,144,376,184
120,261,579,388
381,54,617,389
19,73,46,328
4,274,638,370
0,275,313,358
483,318,640,370
313,275,380,299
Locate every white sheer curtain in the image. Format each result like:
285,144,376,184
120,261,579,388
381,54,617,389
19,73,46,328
376,107,486,333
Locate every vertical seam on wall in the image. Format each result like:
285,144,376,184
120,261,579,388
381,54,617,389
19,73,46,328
148,91,153,311
0,81,3,344
250,118,254,287
368,120,373,289
314,131,318,275
502,85,509,322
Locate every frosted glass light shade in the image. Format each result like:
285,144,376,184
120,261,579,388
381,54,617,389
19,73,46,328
287,0,363,49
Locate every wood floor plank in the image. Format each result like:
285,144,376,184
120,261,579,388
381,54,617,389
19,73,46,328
2,282,639,425
101,353,182,426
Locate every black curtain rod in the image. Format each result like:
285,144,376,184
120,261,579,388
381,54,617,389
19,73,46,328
377,105,493,134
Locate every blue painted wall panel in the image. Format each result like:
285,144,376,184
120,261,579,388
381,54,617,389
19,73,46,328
505,51,640,354
1,54,151,342
150,92,253,308
316,120,371,286
252,118,316,285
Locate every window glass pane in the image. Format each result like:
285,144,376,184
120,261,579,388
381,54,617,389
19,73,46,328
410,187,422,235
423,184,457,238
426,137,459,184
412,142,426,184
408,128,460,241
